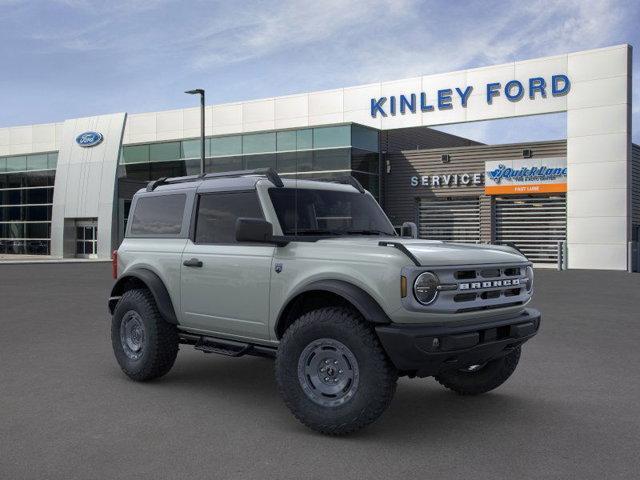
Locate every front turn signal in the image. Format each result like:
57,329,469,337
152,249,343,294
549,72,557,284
400,275,407,298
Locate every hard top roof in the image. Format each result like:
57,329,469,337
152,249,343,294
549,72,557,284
134,168,365,195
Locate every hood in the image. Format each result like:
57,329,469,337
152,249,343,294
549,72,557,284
317,237,528,266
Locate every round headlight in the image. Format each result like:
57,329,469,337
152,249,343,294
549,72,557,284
414,272,439,305
525,266,534,292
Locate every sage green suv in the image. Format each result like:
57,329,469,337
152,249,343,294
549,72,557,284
109,168,540,435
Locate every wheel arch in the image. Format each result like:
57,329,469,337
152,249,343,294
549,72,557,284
109,268,178,325
274,279,390,339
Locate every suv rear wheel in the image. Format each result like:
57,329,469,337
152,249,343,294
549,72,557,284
111,288,179,381
275,307,397,435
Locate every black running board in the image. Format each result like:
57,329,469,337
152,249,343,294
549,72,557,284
179,333,277,359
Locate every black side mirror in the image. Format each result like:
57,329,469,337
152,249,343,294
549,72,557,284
236,218,274,243
401,221,418,239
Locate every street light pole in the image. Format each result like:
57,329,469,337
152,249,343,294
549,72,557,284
185,89,205,175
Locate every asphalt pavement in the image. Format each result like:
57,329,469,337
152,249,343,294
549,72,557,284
1,263,639,479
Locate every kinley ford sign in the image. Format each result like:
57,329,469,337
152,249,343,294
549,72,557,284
370,74,570,117
409,157,568,195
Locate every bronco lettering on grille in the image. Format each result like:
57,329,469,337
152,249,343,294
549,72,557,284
459,278,520,290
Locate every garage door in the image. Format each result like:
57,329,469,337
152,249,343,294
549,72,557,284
418,197,480,243
495,195,567,264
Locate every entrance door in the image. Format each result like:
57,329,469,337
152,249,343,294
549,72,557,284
75,220,98,258
180,191,274,340
418,197,480,243
495,194,567,264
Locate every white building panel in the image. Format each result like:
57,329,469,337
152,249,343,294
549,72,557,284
568,244,628,270
567,133,628,165
343,83,381,112
567,161,627,190
308,89,343,117
567,76,629,110
514,54,567,82
568,189,627,218
567,45,629,82
275,94,308,119
567,103,629,138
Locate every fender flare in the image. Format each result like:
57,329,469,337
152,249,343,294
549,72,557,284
108,268,178,324
275,279,390,336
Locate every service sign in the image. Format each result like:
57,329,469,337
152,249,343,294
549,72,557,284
484,157,567,195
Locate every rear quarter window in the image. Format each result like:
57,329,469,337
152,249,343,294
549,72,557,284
129,194,186,236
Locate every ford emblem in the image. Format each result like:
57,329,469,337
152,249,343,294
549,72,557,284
76,131,103,148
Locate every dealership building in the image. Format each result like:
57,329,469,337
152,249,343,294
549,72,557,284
0,44,637,271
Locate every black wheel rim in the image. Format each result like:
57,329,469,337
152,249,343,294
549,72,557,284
120,311,145,360
297,338,359,407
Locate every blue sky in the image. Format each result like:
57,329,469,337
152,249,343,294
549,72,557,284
0,0,638,144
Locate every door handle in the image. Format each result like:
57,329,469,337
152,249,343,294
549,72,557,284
183,258,203,268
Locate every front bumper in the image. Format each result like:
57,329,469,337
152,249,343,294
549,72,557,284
375,308,541,377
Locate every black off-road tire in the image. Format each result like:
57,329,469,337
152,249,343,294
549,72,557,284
276,307,398,436
435,347,521,395
111,288,179,381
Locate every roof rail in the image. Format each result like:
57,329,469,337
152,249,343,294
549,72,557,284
331,175,366,194
202,167,284,187
145,168,284,192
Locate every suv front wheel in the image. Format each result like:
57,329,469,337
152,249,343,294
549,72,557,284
111,288,179,381
275,307,398,435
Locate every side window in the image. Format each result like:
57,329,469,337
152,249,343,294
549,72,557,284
195,191,263,244
129,194,186,236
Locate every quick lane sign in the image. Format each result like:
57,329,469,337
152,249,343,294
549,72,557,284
485,157,567,195
370,74,570,117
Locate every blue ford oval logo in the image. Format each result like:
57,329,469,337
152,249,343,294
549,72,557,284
76,131,103,147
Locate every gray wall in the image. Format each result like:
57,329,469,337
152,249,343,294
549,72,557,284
383,139,568,232
632,143,640,232
50,113,126,259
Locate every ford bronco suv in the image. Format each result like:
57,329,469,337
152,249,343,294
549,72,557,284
109,168,540,435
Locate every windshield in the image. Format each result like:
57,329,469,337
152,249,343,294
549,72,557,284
268,188,396,237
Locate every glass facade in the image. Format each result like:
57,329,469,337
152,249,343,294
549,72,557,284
119,123,378,180
0,152,57,255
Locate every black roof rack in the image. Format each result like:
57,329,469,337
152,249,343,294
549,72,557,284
331,176,366,193
146,168,284,192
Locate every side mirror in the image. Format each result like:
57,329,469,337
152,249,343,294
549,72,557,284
401,221,418,239
236,218,275,243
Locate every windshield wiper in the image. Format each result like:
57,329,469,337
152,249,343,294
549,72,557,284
345,229,393,236
287,229,348,236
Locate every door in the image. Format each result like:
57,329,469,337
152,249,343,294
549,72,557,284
495,194,567,265
418,197,480,243
75,220,98,258
180,190,274,340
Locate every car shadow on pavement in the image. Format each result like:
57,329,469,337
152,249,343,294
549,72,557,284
128,350,553,440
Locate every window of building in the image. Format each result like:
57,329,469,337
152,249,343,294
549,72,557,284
195,191,263,244
206,156,243,173
297,129,313,150
244,153,276,170
121,145,150,164
150,142,181,162
26,154,49,171
129,194,186,236
47,153,58,170
6,156,27,172
313,148,351,171
351,125,379,152
243,132,276,154
211,136,242,157
276,131,297,151
313,126,350,149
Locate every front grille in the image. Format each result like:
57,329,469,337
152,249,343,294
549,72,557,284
404,262,531,314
